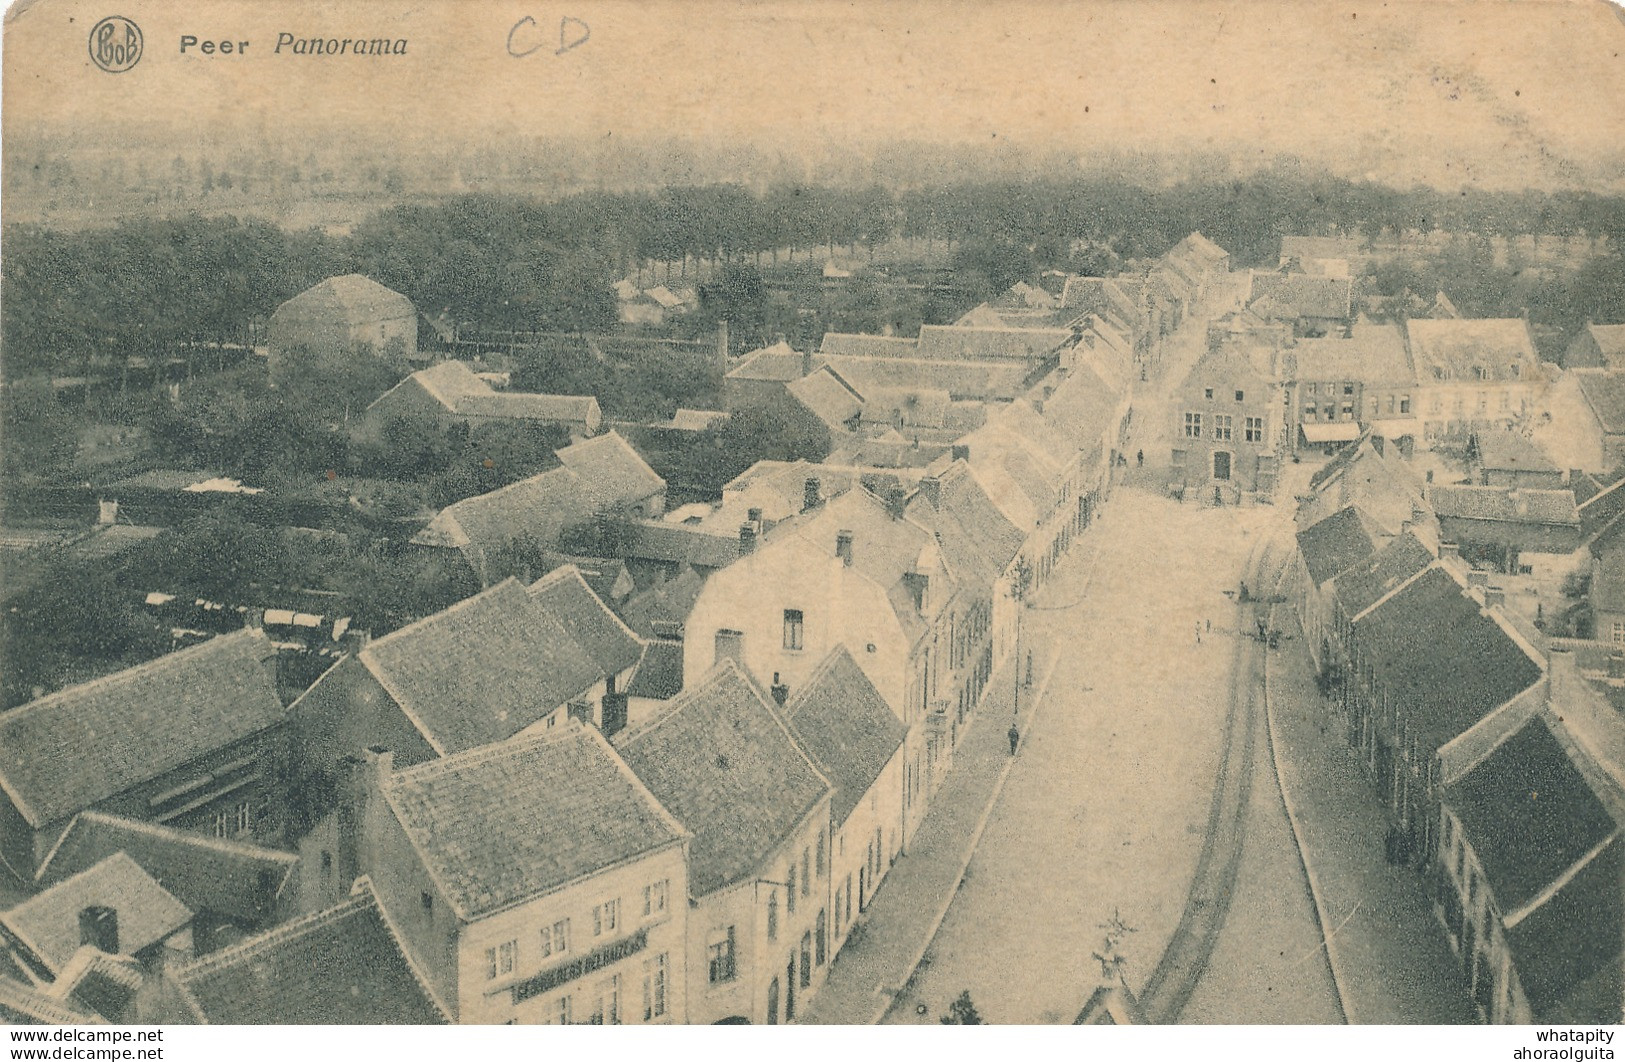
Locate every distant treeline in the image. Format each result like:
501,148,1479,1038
8,174,1625,380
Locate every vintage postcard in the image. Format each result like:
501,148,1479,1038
1,0,1623,1034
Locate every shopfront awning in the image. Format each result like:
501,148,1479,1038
1300,421,1362,444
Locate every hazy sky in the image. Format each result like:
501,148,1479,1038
5,0,1624,188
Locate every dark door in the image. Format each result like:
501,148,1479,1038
1213,450,1232,481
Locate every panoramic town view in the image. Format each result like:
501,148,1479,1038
1,0,1623,1030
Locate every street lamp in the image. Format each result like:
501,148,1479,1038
1010,556,1033,718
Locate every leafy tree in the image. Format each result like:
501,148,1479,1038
940,991,984,1025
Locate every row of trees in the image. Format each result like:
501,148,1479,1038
12,176,1625,383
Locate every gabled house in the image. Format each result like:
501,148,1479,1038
151,879,450,1024
0,630,288,882
267,274,418,383
1298,432,1429,536
1246,271,1353,337
614,662,832,1026
528,564,645,736
362,360,602,440
1282,321,1419,454
1408,319,1546,439
1437,714,1621,1023
1467,431,1565,490
1531,369,1625,475
779,647,908,957
34,812,298,956
1170,343,1281,501
357,727,690,1024
1429,486,1581,569
1293,505,1384,669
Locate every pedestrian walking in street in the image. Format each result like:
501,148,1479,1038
1195,621,1202,645
1008,723,1020,755
1205,618,1211,632
1136,449,1143,468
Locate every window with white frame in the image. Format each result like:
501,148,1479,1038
554,994,573,1025
540,919,570,958
1183,412,1202,438
1204,387,1214,400
643,953,669,1020
707,926,738,984
590,975,620,1025
212,809,230,839
1611,621,1625,644
1244,417,1264,443
1235,390,1245,403
1400,395,1411,413
486,939,516,980
234,801,251,835
767,890,779,940
1212,414,1233,441
643,880,668,919
783,609,804,650
1302,405,1318,421
593,898,620,936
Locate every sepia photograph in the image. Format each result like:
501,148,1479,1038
0,0,1622,1035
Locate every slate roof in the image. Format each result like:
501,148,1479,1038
908,461,1026,592
36,812,297,925
1247,272,1354,321
359,579,604,755
625,640,685,700
1471,431,1560,475
0,629,283,828
383,726,685,919
614,662,831,897
169,883,448,1024
1407,319,1540,382
527,565,643,679
1445,715,1617,914
618,566,708,638
726,341,811,381
0,976,103,1025
786,367,865,431
1169,231,1230,267
782,648,907,825
819,354,1032,402
1330,533,1436,619
555,432,665,512
915,325,1071,363
1352,567,1543,750
271,274,415,330
1,853,191,975
1288,322,1415,387
625,521,740,570
1297,506,1382,586
1430,486,1579,527
817,333,922,359
1580,324,1625,368
1505,838,1623,1020
1575,371,1625,434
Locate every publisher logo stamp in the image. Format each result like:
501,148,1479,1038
88,16,143,73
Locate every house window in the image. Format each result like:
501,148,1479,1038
1400,395,1411,413
1302,405,1318,422
486,940,517,980
801,848,811,895
233,801,252,835
1611,621,1625,644
1343,384,1354,396
1235,390,1245,403
643,880,668,918
540,919,570,958
800,933,812,988
1307,383,1318,395
1183,412,1202,438
1245,417,1264,443
767,891,779,940
1341,403,1354,418
815,909,827,966
590,975,621,1025
1510,363,1521,379
213,809,229,839
1212,414,1233,441
320,850,332,877
1473,365,1488,381
783,609,804,650
707,926,738,984
642,953,669,1020
1322,404,1335,421
787,865,797,912
554,994,573,1025
1204,387,1214,400
1387,395,1396,414
767,978,780,1025
593,898,620,936
816,834,826,879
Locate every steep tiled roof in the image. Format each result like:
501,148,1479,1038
1581,324,1625,368
1330,533,1435,619
0,630,283,828
1446,715,1616,913
1505,838,1623,1020
817,333,921,359
1407,319,1540,382
0,976,103,1025
1430,486,1579,527
618,566,708,638
625,640,685,700
36,812,297,925
787,367,865,431
915,325,1071,363
1352,567,1543,749
908,461,1025,592
170,883,448,1024
1169,231,1229,266
455,391,600,425
820,354,1032,402
726,341,812,381
1248,272,1353,321
359,580,604,755
1297,506,1382,586
383,727,685,919
1,853,191,975
625,521,740,570
555,432,665,512
782,648,907,825
526,565,643,678
1288,322,1415,387
1575,371,1625,435
271,274,414,330
615,663,831,896
1471,431,1560,474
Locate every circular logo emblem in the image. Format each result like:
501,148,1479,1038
88,16,143,73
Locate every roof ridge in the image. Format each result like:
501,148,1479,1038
388,719,589,786
38,812,298,885
361,578,527,656
1502,831,1619,931
174,889,376,982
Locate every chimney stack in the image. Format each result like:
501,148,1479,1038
952,445,970,462
739,522,758,557
714,629,745,668
1468,570,1489,588
79,906,119,955
747,507,763,524
903,571,930,611
836,530,854,567
770,672,789,707
1439,541,1460,559
918,476,943,509
803,478,821,512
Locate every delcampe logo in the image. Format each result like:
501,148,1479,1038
88,15,143,73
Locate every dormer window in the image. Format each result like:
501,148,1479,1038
1473,365,1488,381
1204,388,1214,400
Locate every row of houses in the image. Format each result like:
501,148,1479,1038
1289,433,1623,1024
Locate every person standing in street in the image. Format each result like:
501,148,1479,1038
1136,449,1144,467
1195,621,1202,645
1008,723,1020,755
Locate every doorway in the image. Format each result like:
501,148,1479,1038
1212,449,1232,481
